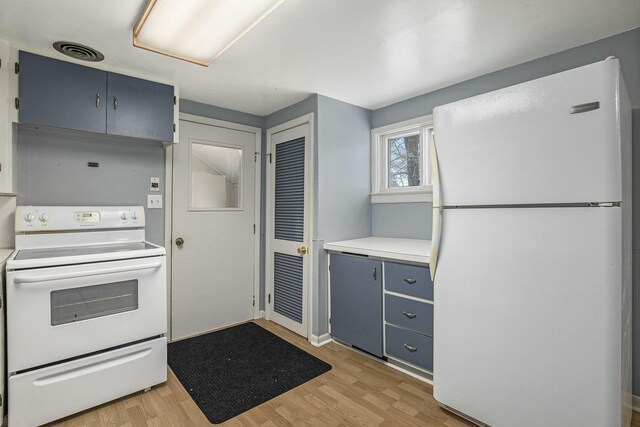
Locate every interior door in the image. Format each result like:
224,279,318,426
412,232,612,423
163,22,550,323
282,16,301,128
172,119,259,340
267,122,311,337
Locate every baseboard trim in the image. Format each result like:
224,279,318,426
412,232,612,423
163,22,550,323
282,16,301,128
632,394,640,412
259,310,265,319
309,333,332,347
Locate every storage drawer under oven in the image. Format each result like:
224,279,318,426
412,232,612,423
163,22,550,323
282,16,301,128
9,337,167,427
7,256,167,373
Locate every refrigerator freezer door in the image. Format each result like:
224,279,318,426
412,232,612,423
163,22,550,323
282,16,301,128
433,59,622,206
433,207,623,427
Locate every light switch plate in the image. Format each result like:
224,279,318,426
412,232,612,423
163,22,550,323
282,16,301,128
147,195,162,209
150,177,160,192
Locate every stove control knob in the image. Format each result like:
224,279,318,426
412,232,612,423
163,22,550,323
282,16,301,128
25,213,35,223
39,213,49,222
121,212,128,220
131,212,138,220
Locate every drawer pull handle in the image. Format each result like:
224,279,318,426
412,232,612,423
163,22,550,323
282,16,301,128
403,343,417,352
403,311,417,319
404,278,417,284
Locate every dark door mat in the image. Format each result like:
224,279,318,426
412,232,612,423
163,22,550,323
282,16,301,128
168,322,332,424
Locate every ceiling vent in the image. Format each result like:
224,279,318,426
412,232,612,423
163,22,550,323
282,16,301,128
53,41,104,62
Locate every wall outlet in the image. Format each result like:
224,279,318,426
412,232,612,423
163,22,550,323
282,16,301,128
147,195,162,209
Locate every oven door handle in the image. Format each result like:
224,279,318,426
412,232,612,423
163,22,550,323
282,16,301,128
13,261,163,284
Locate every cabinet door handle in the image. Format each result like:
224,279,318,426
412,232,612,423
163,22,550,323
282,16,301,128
403,343,417,352
403,311,417,319
373,267,377,281
113,96,118,110
404,277,417,284
95,94,100,108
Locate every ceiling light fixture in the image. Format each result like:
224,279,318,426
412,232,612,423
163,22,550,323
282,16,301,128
133,0,284,67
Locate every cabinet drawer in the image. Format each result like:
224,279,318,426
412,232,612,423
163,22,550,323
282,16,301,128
9,337,167,427
385,294,433,336
384,262,432,300
385,324,433,371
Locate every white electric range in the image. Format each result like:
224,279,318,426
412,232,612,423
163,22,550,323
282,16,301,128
6,206,167,427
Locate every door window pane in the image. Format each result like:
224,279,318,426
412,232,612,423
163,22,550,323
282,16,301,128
388,133,421,188
190,142,242,209
51,280,138,326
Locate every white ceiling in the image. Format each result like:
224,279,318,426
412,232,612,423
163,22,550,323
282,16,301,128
0,0,638,116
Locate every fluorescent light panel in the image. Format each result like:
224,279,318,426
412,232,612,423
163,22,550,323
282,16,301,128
134,0,284,66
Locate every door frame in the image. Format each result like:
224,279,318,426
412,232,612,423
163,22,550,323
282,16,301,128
165,113,262,341
265,113,315,339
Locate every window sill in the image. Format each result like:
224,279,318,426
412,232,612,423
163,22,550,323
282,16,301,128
370,191,433,204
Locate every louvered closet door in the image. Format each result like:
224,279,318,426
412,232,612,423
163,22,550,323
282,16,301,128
267,122,311,337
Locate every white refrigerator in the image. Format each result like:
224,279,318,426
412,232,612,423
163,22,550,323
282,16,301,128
431,58,632,427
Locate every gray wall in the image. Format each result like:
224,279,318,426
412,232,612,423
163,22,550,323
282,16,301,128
317,95,372,241
372,202,431,239
370,27,640,393
180,99,263,128
17,125,166,245
316,95,372,336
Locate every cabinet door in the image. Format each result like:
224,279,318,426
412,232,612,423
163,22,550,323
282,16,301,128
0,40,13,193
19,51,107,133
330,254,382,357
106,72,174,141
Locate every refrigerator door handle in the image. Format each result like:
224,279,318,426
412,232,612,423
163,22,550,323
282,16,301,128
430,132,441,208
430,132,442,281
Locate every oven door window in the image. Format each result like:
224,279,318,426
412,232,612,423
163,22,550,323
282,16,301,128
50,280,139,326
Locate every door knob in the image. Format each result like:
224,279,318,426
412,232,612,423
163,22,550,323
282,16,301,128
297,246,307,255
175,237,184,247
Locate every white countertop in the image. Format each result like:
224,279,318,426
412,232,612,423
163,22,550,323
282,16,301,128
324,237,431,264
0,248,14,264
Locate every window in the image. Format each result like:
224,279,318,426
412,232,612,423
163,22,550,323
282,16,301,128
189,141,243,210
371,115,433,203
51,281,138,326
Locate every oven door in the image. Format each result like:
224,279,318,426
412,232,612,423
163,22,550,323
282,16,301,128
7,256,166,373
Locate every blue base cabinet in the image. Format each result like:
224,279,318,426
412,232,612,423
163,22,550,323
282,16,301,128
18,51,174,142
329,254,383,357
329,251,433,375
384,262,433,373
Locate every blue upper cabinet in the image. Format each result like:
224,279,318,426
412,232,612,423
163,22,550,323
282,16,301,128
19,51,107,133
18,51,174,142
106,72,174,141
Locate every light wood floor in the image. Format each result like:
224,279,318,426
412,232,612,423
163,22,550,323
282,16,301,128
46,319,640,427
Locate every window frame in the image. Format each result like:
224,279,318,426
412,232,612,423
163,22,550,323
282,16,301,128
371,114,433,203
